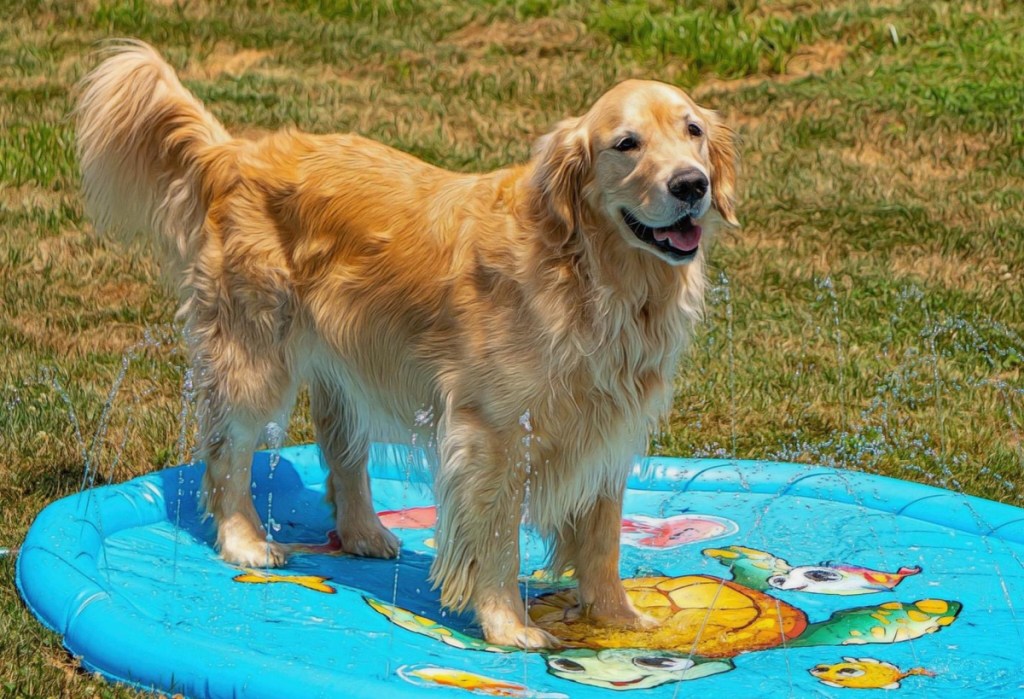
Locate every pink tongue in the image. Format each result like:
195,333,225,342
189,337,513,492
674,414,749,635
654,225,702,251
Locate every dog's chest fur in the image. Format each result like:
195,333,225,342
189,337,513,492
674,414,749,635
519,259,701,527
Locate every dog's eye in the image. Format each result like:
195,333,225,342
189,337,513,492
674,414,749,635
613,135,640,152
687,123,703,138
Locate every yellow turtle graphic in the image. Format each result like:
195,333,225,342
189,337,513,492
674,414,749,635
368,574,960,690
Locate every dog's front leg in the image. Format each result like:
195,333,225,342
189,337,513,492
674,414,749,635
558,493,656,628
431,409,559,649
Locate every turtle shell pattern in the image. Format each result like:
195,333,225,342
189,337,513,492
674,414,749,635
528,575,808,658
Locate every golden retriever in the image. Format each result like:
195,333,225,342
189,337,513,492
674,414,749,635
76,41,737,649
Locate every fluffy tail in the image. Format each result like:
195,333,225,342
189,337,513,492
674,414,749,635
76,40,230,274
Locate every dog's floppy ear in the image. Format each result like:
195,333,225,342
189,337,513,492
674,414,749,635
705,110,739,227
530,116,591,238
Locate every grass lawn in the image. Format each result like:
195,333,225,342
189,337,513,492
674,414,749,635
1,1,1021,696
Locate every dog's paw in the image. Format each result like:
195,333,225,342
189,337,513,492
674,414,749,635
630,611,660,631
338,520,400,559
487,622,562,650
584,602,659,630
476,590,562,649
220,537,289,568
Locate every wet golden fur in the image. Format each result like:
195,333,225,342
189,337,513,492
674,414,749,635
76,41,738,648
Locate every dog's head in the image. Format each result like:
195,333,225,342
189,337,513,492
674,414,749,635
530,80,738,265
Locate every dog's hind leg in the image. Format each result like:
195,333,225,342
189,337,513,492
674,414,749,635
190,313,297,568
198,383,296,568
311,380,399,559
200,417,287,567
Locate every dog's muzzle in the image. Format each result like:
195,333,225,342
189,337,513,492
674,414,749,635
622,210,702,260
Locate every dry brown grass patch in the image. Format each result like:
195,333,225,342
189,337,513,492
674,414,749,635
0,183,67,212
846,144,963,182
787,39,848,77
184,45,273,80
841,126,989,177
752,0,900,20
444,17,592,58
695,40,848,100
8,313,147,358
889,248,1018,294
30,228,87,270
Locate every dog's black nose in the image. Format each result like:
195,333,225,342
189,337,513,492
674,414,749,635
668,169,709,204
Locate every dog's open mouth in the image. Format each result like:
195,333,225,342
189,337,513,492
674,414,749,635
622,210,702,259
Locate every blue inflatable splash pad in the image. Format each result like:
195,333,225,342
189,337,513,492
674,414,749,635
16,444,1024,698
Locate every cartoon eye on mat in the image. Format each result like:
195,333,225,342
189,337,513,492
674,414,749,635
821,664,864,678
631,655,695,671
549,658,586,673
770,567,843,589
